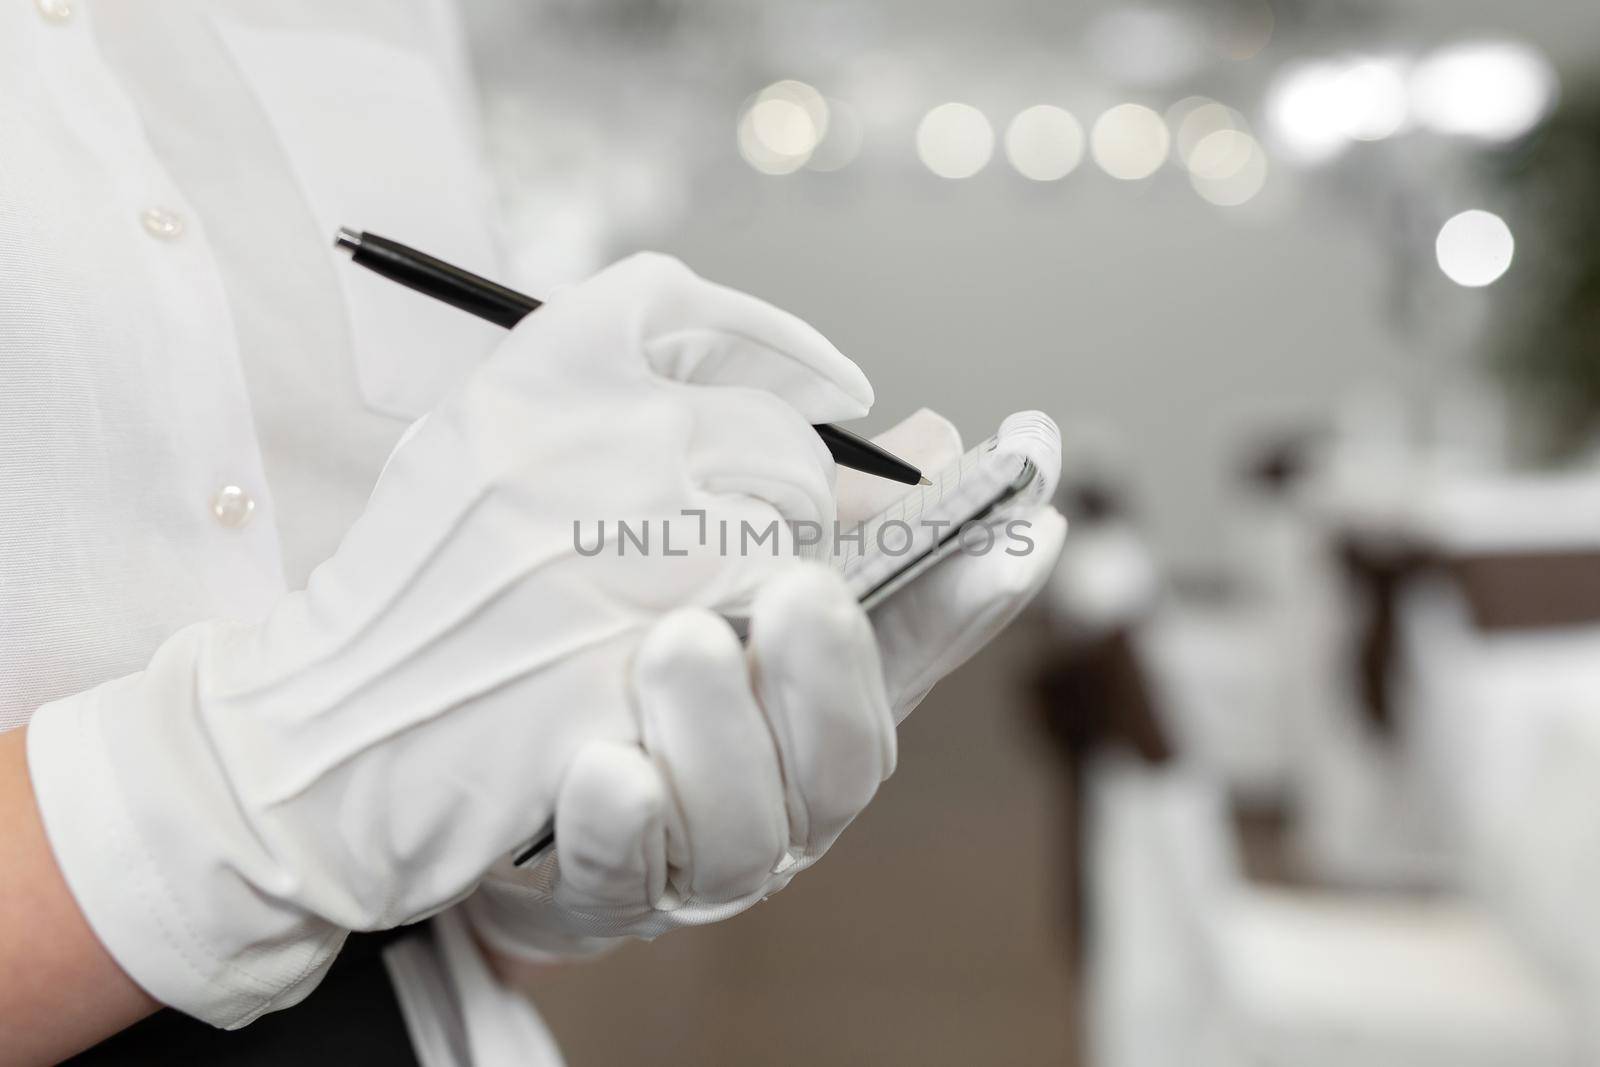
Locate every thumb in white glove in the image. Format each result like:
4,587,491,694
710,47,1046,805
466,409,1067,960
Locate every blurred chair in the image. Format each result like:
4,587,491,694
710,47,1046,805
1029,479,1176,1062
1396,474,1600,885
1260,386,1518,890
1137,765,1583,1067
1085,748,1586,1067
1209,400,1499,889
1083,757,1231,1067
1030,489,1171,920
1053,464,1600,1067
1142,429,1324,808
1190,470,1600,1066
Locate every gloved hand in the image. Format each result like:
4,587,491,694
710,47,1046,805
464,409,1068,961
24,253,872,1029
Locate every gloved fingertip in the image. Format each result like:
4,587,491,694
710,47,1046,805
957,507,1067,612
751,565,872,650
749,563,896,831
557,743,669,908
1010,507,1069,583
828,354,875,418
633,608,744,691
782,319,872,418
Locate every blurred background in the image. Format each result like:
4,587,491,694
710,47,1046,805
455,0,1600,1062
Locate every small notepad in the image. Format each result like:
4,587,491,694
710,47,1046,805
837,411,1060,610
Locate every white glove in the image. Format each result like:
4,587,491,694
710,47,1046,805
25,253,871,1028
465,409,1067,961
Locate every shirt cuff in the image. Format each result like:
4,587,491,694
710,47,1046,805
27,679,343,1028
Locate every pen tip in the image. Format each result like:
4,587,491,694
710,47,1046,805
919,475,932,486
333,227,362,255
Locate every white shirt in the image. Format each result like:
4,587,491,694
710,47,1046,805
0,2,556,1061
0,0,507,728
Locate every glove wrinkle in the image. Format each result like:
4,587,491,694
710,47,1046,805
235,617,644,809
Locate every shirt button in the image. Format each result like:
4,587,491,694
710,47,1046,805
35,0,72,22
211,485,256,529
140,207,185,241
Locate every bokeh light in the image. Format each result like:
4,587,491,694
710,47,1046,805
1266,60,1350,163
917,102,995,179
763,79,830,141
1435,209,1515,287
1091,103,1170,180
1411,41,1557,142
737,80,828,175
1187,129,1254,181
1334,57,1409,141
1166,95,1215,136
1189,132,1268,205
750,98,816,156
1004,105,1085,181
1169,98,1249,170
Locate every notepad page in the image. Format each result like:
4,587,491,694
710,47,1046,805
830,436,998,569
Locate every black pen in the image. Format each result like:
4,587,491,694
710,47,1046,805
334,229,928,487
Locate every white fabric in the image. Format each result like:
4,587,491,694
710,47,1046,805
1219,890,1578,1067
0,0,292,732
386,934,476,1067
1399,580,1600,868
1089,763,1580,1067
1396,583,1600,1058
1086,759,1234,1067
27,250,872,1027
1491,710,1600,1036
1414,473,1600,554
1394,471,1600,890
1398,580,1600,946
1144,604,1290,800
468,409,1067,958
2,1,553,1057
433,909,569,1066
0,0,504,724
385,911,566,1066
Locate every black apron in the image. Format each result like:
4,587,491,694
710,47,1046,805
63,931,423,1066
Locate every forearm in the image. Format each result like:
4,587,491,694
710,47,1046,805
0,726,157,1066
